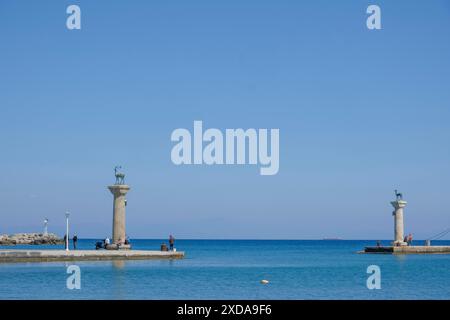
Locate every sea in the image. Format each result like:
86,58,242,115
0,239,449,300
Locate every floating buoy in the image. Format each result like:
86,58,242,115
260,279,269,284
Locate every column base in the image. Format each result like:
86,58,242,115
393,241,408,247
105,244,132,250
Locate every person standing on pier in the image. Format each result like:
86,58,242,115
73,235,78,250
169,235,175,251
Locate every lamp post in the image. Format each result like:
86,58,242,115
44,218,48,236
65,211,70,252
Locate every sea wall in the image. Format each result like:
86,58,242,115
0,233,63,245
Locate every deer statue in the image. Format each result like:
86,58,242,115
114,166,125,185
394,189,403,201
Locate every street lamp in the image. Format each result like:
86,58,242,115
65,211,70,252
44,218,49,236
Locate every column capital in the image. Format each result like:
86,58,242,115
108,185,130,196
391,200,407,209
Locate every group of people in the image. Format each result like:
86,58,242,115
64,234,130,250
63,234,78,250
64,234,176,250
375,233,414,247
404,233,413,245
97,236,130,249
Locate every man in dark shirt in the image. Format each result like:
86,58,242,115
169,235,175,251
73,235,78,250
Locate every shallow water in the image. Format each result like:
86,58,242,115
0,240,449,299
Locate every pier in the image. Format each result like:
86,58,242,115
0,249,184,263
363,245,450,254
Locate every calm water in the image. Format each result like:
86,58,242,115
0,240,449,300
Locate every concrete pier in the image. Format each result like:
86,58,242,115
108,184,130,246
364,246,450,254
0,249,184,263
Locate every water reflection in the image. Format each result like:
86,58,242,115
111,260,127,299
113,260,125,269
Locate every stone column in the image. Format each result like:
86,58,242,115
391,200,407,246
108,184,130,245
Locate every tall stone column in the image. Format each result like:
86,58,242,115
391,199,407,246
108,184,130,245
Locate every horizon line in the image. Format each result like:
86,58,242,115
49,238,450,241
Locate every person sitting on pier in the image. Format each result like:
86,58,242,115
104,237,110,247
95,241,103,250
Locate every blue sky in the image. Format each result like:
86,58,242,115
1,0,449,239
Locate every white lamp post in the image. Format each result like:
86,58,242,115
65,211,70,252
44,218,49,236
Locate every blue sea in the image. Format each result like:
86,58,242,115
1,240,449,300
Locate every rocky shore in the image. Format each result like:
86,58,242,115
0,233,63,245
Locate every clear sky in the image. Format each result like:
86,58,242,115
1,0,449,239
